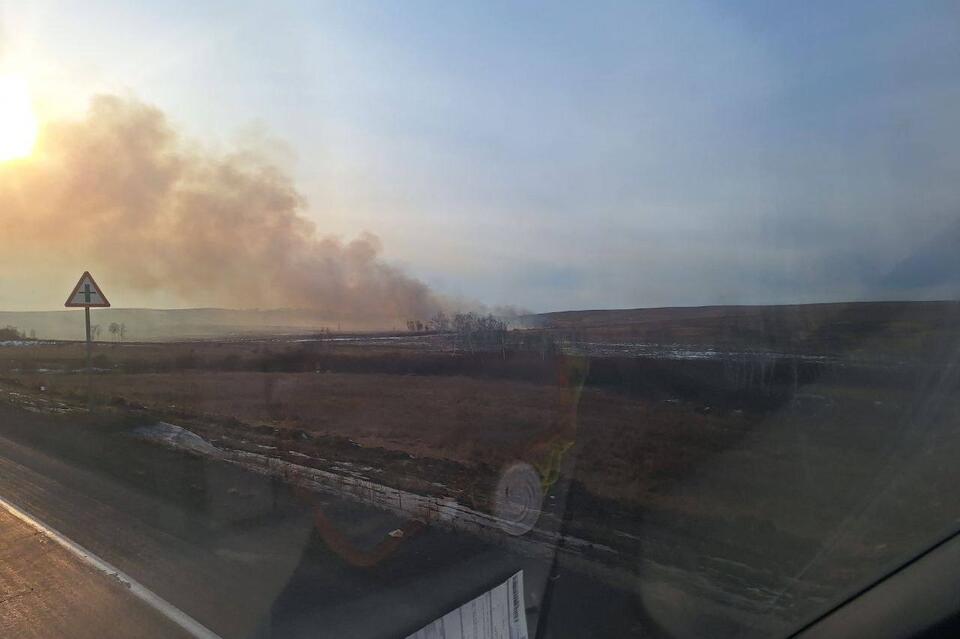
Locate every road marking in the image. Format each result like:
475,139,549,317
0,495,223,639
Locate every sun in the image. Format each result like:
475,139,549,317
0,75,38,162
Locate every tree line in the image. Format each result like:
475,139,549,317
88,322,127,341
0,325,31,340
403,311,565,358
0,323,129,342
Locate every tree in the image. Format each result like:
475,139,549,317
91,324,102,340
109,322,120,341
429,311,451,332
119,323,126,342
452,312,507,354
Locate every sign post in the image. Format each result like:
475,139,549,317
64,272,111,370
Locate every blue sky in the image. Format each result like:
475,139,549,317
2,0,959,311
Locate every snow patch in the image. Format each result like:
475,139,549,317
133,422,223,458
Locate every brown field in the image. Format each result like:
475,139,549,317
3,333,959,547
4,366,759,511
4,303,960,626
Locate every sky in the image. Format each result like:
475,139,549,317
1,0,959,312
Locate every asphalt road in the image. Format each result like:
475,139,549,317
0,402,650,638
0,506,193,639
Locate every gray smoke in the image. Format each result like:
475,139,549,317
0,95,440,320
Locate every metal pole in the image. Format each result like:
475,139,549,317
84,306,91,370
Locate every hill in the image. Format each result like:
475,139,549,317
0,308,393,341
528,300,960,356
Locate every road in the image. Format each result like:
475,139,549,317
0,505,193,639
0,402,650,638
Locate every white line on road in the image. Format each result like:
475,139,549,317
0,494,223,639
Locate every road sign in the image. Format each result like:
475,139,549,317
65,272,110,308
65,271,110,372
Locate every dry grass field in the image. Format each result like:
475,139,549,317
4,303,960,623
4,366,754,510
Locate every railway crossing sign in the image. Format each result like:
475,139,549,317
65,271,110,308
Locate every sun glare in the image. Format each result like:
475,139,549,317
0,75,38,162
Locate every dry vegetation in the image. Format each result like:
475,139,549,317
4,302,960,616
5,367,757,510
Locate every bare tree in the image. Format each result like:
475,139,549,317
429,311,451,332
452,312,507,354
0,326,22,340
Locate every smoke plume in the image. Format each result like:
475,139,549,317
0,95,440,320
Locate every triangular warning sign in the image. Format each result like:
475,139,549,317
64,271,111,308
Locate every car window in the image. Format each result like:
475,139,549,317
1,2,958,638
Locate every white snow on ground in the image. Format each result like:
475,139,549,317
0,340,56,347
131,421,616,561
133,422,224,458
